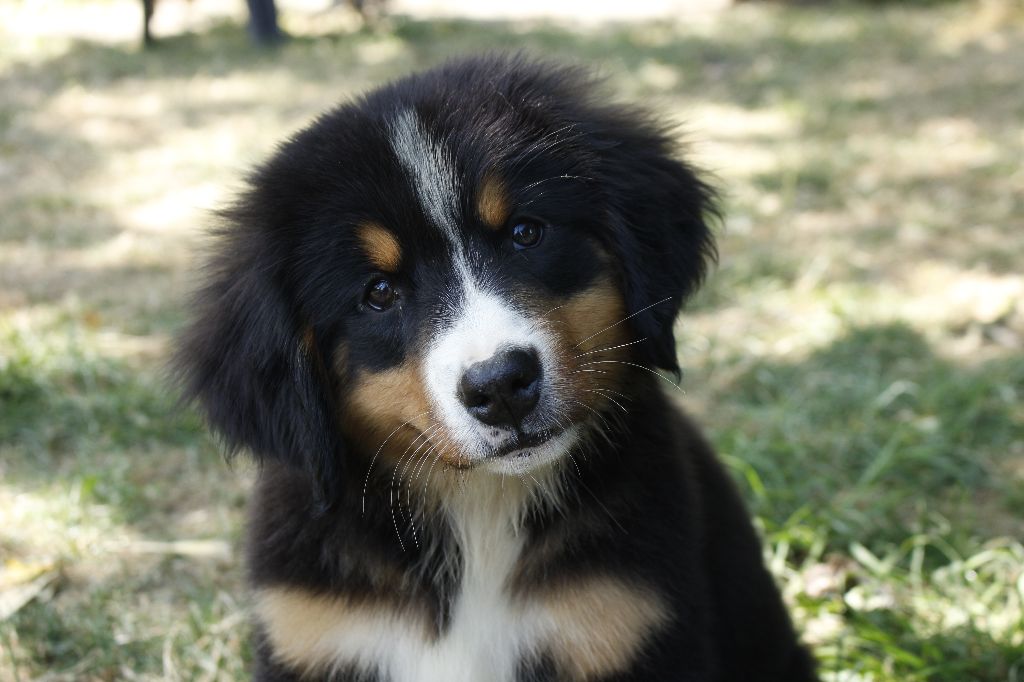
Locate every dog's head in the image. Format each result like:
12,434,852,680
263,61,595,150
176,56,716,502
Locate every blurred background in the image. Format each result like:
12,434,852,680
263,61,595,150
1,0,1022,679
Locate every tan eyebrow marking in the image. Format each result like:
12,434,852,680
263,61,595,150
356,222,402,272
477,173,511,230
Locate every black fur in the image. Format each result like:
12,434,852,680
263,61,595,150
175,54,818,682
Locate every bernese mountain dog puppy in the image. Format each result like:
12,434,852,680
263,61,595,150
175,54,819,682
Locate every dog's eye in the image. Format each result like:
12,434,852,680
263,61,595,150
511,220,544,250
364,278,396,311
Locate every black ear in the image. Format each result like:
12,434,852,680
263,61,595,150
594,117,718,374
174,228,342,507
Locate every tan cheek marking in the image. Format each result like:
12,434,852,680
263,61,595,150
554,276,629,351
477,174,511,230
342,361,429,459
255,586,433,674
547,276,631,415
356,222,402,272
344,361,428,432
340,360,471,471
540,578,671,680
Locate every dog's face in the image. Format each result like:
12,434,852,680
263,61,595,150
338,109,634,477
176,57,715,499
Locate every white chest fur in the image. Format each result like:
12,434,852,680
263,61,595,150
390,486,530,682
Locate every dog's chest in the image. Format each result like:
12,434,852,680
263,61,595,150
388,499,531,682
255,490,669,681
255,493,538,681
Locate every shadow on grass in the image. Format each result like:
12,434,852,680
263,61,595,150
709,321,1024,556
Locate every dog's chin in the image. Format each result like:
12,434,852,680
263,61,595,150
476,426,580,475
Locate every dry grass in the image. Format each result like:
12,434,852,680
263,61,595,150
1,0,1022,679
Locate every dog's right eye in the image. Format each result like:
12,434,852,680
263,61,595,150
364,278,396,311
510,220,545,250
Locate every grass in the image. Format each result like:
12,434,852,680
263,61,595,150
1,0,1022,679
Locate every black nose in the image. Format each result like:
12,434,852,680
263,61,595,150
457,347,542,427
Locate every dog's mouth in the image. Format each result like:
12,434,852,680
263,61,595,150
484,427,563,460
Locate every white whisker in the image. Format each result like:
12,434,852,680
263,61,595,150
579,359,684,393
569,398,613,433
573,337,648,359
586,389,628,413
390,424,441,551
518,174,593,193
574,298,672,349
362,410,431,515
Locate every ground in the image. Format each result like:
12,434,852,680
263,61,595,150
0,0,1022,679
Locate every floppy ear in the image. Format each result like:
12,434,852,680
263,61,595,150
594,119,718,374
174,231,342,507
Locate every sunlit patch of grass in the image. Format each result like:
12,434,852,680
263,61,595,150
3,566,251,680
783,535,1024,681
0,314,251,680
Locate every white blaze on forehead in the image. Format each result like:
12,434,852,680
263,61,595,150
389,108,576,467
389,108,461,248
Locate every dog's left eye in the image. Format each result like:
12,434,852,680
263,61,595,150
364,278,397,311
511,220,544,250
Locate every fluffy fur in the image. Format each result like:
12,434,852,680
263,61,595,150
175,54,819,681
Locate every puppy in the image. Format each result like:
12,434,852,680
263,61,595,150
175,54,819,681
